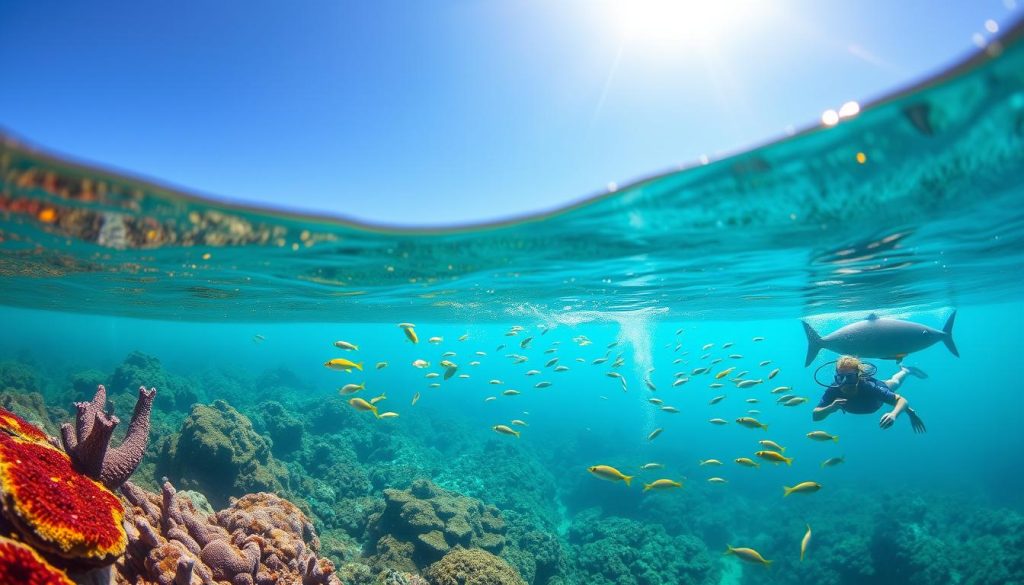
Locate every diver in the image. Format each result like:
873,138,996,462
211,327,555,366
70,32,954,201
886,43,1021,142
812,356,927,433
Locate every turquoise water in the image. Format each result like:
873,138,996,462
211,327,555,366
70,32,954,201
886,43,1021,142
1,19,1024,585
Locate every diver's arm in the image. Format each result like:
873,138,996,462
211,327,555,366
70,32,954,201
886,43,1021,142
813,399,846,421
879,394,908,429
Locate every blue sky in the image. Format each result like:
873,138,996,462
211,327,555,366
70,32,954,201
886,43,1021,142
0,1,1016,226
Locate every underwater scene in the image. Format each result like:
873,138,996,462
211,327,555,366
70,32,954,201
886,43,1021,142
1,16,1024,585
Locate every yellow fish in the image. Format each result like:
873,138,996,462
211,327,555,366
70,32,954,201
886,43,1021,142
708,477,728,484
378,411,399,419
502,390,521,396
641,462,665,470
349,397,378,417
756,450,793,466
334,341,359,351
699,459,723,466
807,431,839,442
339,383,365,395
428,383,440,388
325,358,363,372
647,428,663,441
412,359,429,368
411,392,420,405
735,458,760,468
587,465,633,487
425,372,440,379
399,324,419,344
428,336,443,345
725,545,772,566
493,424,520,438
783,481,822,497
770,386,791,394
801,524,812,561
708,418,728,425
643,479,682,492
736,417,768,431
768,368,780,379
758,440,785,452
369,393,387,404
715,367,735,379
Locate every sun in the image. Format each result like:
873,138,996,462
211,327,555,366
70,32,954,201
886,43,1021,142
607,0,762,48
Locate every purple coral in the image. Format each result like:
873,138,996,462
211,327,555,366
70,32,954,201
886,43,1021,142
60,384,156,490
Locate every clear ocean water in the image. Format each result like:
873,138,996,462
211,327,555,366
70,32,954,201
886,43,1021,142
1,20,1023,585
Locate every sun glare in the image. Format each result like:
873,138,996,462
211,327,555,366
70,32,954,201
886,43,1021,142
608,0,761,47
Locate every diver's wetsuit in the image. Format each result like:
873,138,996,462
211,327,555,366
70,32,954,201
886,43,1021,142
817,377,897,414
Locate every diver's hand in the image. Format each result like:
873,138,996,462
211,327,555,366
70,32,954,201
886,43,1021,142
879,411,898,429
828,399,847,412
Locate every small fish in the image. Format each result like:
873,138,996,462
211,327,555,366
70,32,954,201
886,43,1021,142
736,417,768,431
692,367,709,375
672,358,683,364
469,361,481,367
699,459,723,466
746,398,759,404
399,324,419,344
801,524,812,561
709,395,726,405
709,418,728,425
376,361,388,370
441,351,457,357
502,389,521,396
715,367,735,379
701,353,711,360
725,545,772,566
710,358,723,365
756,450,793,465
735,370,749,378
525,369,541,376
770,386,791,394
339,382,365,395
736,379,762,389
709,383,724,389
378,411,399,419
496,344,506,350
325,358,364,372
592,357,608,365
587,465,633,487
735,457,760,468
821,456,845,468
349,397,379,417
661,406,680,413
443,368,457,380
708,477,728,484
439,359,457,369
511,419,528,426
607,341,619,348
369,393,387,404
484,396,496,402
475,351,487,356
535,381,552,388
807,431,838,442
672,378,689,387
759,360,772,366
545,357,559,367
641,463,665,470
606,372,623,379
784,397,809,407
412,359,430,369
493,424,520,438
643,479,682,492
544,348,558,354
334,341,359,351
748,409,761,415
645,379,657,391
752,336,765,342
458,333,469,341
429,383,440,388
648,398,664,405
783,481,822,497
729,354,743,359
647,428,664,441
554,365,570,372
411,392,420,405
758,440,785,452
428,336,443,345
768,368,780,379
425,372,440,379
252,334,265,343
489,379,503,385
722,342,734,349
520,336,534,349
776,394,795,404
575,358,585,363
702,343,714,350
504,331,518,337
458,374,470,379
675,328,684,335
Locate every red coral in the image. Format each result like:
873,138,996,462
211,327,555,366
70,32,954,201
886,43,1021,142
0,433,127,564
0,406,50,444
0,535,74,585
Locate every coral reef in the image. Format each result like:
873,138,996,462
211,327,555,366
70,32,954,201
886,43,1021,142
366,480,507,570
119,480,340,585
256,400,304,457
60,384,155,490
109,351,196,413
0,535,74,585
158,399,289,507
424,547,525,585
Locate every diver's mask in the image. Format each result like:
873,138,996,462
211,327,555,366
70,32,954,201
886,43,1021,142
834,371,860,386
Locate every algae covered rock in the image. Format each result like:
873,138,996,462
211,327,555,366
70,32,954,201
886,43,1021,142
425,547,525,585
257,400,305,456
109,351,196,412
157,399,288,507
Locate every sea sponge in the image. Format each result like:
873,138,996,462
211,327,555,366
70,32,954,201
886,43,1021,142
0,432,127,564
424,547,525,585
0,405,51,444
0,535,74,585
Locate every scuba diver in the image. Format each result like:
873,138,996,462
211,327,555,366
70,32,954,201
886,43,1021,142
812,356,927,433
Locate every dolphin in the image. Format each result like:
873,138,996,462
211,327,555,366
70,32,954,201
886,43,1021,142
802,311,958,366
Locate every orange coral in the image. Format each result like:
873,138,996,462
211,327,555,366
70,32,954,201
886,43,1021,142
0,433,127,564
0,535,74,585
0,406,50,444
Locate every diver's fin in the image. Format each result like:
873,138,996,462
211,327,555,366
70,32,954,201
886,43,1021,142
801,321,822,367
866,312,879,320
904,366,928,379
942,310,959,357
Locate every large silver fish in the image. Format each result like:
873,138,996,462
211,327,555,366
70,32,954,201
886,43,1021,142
802,311,958,366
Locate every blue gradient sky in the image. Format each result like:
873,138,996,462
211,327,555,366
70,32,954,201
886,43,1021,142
0,1,1016,226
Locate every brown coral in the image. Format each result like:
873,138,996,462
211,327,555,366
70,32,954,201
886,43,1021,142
424,547,525,585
